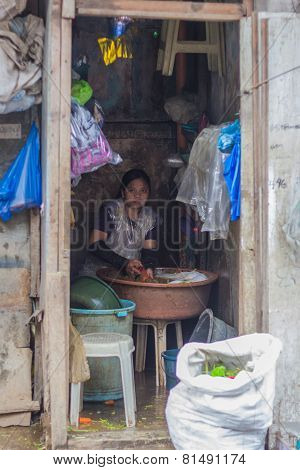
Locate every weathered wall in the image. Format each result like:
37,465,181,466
260,13,300,444
72,17,174,121
0,110,33,426
240,12,300,445
255,0,300,12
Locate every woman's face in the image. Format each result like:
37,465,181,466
123,178,150,209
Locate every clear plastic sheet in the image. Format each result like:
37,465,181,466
176,125,230,240
71,100,122,179
104,199,157,260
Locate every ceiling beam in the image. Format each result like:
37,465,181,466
76,1,246,22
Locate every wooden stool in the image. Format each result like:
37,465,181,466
133,318,183,387
157,20,225,77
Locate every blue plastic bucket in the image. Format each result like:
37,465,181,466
161,349,180,390
71,299,135,402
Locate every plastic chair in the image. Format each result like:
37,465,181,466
70,333,136,428
134,318,183,387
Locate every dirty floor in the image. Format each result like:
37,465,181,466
0,372,173,450
68,371,173,449
0,421,44,450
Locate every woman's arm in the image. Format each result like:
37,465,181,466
142,239,158,269
89,229,107,245
89,203,128,271
89,240,128,271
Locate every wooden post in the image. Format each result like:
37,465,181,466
260,18,269,333
40,0,72,450
30,209,41,298
243,0,254,16
251,12,262,333
239,16,257,335
59,9,72,432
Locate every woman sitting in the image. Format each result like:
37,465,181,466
89,169,158,279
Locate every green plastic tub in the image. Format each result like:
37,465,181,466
71,299,135,402
70,276,122,310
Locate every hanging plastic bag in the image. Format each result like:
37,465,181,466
98,16,133,66
0,122,41,222
223,134,241,221
98,36,133,66
218,119,240,154
71,100,122,179
166,334,282,450
111,16,133,38
218,120,241,222
98,38,117,66
71,79,93,106
177,125,230,240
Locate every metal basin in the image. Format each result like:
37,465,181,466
96,268,218,320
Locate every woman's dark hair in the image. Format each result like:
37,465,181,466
118,169,151,197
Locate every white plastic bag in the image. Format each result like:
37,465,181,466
166,334,282,450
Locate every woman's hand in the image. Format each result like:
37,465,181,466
125,259,143,277
146,268,154,280
138,267,154,282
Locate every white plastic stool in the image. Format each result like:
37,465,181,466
70,333,136,428
133,318,183,387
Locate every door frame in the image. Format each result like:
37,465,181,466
41,0,254,449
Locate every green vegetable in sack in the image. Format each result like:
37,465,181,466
209,363,241,378
225,368,240,378
210,365,226,377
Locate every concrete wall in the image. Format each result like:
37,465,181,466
255,0,300,12
0,110,33,426
240,11,300,445
260,13,300,444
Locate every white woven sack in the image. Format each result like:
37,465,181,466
166,333,282,449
